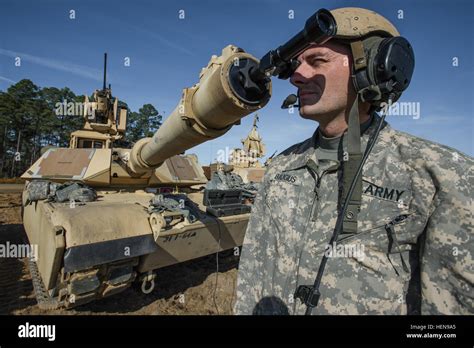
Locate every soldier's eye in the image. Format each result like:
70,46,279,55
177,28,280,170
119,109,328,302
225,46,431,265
309,58,327,66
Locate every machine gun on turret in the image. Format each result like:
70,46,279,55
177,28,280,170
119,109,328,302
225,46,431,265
70,53,127,149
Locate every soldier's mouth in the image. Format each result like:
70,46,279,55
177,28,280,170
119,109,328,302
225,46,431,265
299,91,320,101
299,87,321,97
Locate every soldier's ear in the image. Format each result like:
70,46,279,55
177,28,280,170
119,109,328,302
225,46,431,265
359,100,372,115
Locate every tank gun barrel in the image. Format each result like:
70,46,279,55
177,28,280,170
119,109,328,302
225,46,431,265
127,45,271,175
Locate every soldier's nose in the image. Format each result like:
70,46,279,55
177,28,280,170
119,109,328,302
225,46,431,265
291,59,317,86
290,70,310,88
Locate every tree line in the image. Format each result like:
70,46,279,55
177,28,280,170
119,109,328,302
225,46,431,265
0,79,162,178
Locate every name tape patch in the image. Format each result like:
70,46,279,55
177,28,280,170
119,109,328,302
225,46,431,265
274,173,297,184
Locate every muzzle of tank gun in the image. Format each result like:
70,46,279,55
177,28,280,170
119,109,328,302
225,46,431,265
127,45,272,175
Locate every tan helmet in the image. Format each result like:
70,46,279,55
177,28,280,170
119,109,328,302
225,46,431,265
329,7,400,72
330,7,399,40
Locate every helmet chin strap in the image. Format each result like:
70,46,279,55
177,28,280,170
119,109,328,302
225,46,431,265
341,40,369,235
342,94,363,235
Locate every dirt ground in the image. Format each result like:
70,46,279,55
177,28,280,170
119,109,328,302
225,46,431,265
0,192,240,315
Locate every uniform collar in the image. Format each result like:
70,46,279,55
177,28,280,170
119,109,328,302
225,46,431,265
315,113,375,151
279,113,387,172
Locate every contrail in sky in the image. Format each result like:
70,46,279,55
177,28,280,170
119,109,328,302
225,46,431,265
0,48,102,81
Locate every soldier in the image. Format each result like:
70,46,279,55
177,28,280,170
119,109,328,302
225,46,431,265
234,7,473,315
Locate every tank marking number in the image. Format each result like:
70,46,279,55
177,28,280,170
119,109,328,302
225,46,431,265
161,231,197,243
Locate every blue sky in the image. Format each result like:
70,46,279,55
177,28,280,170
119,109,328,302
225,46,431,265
1,0,473,163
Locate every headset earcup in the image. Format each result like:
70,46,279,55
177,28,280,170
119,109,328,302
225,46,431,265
352,36,414,105
375,37,415,93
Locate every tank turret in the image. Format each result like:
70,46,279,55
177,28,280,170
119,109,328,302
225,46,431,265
23,47,271,187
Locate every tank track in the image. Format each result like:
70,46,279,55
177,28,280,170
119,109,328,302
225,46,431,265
27,257,60,310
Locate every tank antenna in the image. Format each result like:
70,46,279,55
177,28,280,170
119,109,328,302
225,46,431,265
103,53,107,90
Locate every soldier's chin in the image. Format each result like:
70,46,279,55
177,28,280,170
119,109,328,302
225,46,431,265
299,105,324,121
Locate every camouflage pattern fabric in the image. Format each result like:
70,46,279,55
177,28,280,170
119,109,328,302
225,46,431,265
207,170,260,193
54,182,97,203
234,115,473,315
149,193,199,223
26,180,59,203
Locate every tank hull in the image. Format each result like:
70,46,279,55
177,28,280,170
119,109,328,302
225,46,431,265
22,188,248,308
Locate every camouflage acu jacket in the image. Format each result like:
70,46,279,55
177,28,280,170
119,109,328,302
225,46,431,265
234,115,473,315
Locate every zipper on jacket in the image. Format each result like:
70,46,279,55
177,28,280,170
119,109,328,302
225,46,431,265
385,214,410,275
310,181,321,222
313,212,414,255
307,161,339,222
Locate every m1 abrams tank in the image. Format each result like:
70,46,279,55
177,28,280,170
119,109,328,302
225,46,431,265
20,46,271,309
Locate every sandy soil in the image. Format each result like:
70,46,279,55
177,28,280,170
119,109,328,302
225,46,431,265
0,193,240,315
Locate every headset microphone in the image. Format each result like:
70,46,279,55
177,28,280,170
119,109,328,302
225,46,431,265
281,93,299,109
